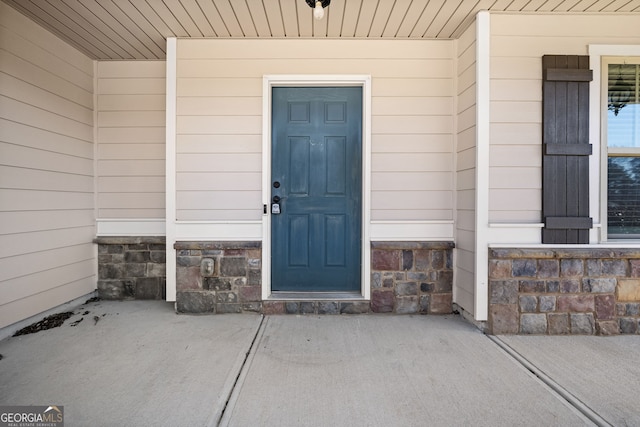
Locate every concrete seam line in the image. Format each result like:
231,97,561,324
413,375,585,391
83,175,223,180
214,314,268,427
486,335,612,427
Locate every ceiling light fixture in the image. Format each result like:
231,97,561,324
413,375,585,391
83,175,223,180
305,0,330,20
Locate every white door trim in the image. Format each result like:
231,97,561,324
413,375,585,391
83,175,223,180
261,75,372,300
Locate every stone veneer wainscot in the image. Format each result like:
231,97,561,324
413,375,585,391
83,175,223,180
488,248,640,335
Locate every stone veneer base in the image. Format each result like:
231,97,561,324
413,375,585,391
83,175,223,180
174,240,455,315
488,248,640,335
95,236,166,300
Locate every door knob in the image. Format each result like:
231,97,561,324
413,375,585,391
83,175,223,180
273,195,281,203
273,181,280,188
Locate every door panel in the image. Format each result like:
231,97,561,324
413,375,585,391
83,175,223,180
272,87,362,292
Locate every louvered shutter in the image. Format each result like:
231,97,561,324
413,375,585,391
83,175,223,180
542,55,593,244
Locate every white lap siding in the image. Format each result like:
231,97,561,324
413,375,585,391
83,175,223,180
97,61,166,219
175,39,455,222
0,3,95,328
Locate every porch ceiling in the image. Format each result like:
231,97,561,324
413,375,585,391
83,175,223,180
3,0,640,60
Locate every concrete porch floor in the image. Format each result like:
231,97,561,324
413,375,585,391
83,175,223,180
0,300,637,426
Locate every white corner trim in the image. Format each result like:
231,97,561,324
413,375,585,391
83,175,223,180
166,37,177,302
261,75,372,301
475,11,491,322
96,219,166,236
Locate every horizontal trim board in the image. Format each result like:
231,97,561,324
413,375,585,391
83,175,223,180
543,68,593,82
544,143,592,156
370,221,454,240
545,217,593,230
96,219,165,236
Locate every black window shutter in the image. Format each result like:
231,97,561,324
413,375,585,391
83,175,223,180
542,55,593,244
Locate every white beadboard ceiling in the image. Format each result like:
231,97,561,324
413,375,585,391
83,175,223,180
3,0,640,60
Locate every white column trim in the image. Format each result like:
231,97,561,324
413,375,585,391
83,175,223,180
475,11,491,322
165,38,177,302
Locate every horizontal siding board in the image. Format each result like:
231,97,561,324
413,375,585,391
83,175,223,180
98,209,165,218
491,101,541,123
0,27,93,91
177,97,262,116
98,94,166,111
98,176,165,193
0,243,94,282
177,78,262,97
177,134,261,153
372,153,452,172
177,116,262,135
0,210,93,235
177,191,262,210
98,111,165,127
372,134,453,153
0,259,95,305
490,167,540,189
98,193,165,209
490,145,541,167
0,226,95,259
98,127,166,144
176,154,261,172
97,61,166,78
374,79,454,97
371,172,453,191
490,189,541,211
0,97,93,142
371,97,453,116
491,79,541,101
177,209,262,221
98,160,165,176
98,143,165,160
0,119,93,158
0,189,93,211
491,14,640,37
372,116,453,135
0,50,93,107
178,59,453,79
371,210,454,221
177,172,261,191
98,78,166,95
0,73,92,125
0,167,93,192
372,191,453,210
1,143,93,175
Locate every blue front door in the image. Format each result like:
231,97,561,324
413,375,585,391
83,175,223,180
271,87,362,292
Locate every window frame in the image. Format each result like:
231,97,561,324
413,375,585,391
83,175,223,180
600,55,640,241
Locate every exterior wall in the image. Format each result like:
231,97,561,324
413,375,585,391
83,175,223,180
488,13,640,227
175,39,455,222
0,3,96,329
488,248,640,335
455,20,478,316
96,61,166,223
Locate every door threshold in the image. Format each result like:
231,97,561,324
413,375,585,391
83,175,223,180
268,292,366,301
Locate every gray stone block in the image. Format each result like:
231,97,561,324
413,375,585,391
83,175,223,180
216,303,242,314
583,278,617,293
519,295,538,313
125,263,146,278
520,314,547,334
513,259,537,277
204,277,231,291
220,258,247,276
300,302,316,314
539,296,556,312
99,263,125,280
396,296,418,314
339,302,370,314
372,272,382,288
395,282,417,296
570,313,595,335
548,313,570,335
176,291,215,313
318,301,338,314
125,251,149,263
150,251,166,263
285,302,299,314
98,280,124,300
560,259,583,277
216,292,238,304
135,277,162,300
490,280,518,304
619,317,638,334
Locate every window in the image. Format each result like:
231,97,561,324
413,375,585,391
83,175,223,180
605,58,640,239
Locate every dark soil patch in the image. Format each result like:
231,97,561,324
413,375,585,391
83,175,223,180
84,296,101,304
70,317,83,327
12,312,75,337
